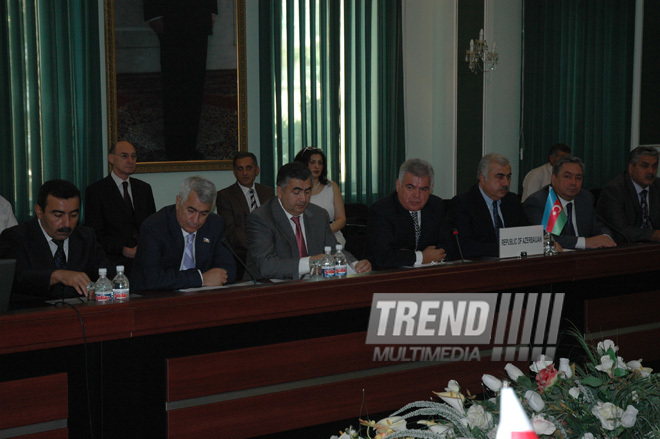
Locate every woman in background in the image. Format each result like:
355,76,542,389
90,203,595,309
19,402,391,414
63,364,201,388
294,147,346,246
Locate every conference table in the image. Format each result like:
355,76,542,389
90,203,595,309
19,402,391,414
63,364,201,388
1,244,659,438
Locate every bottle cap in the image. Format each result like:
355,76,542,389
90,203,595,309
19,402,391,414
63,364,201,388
335,244,342,251
324,246,331,252
116,265,124,272
99,268,107,275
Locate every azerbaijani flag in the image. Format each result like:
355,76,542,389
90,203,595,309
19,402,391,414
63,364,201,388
541,187,567,234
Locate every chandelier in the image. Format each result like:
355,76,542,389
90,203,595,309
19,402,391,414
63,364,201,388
465,29,499,73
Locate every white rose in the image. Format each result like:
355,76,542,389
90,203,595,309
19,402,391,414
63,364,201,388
595,355,615,375
581,434,596,439
482,374,502,392
531,414,556,435
591,401,623,430
558,358,573,378
525,390,545,412
530,354,554,373
461,404,494,430
568,387,580,399
621,405,638,428
627,359,653,377
505,363,524,381
446,379,461,393
597,339,618,355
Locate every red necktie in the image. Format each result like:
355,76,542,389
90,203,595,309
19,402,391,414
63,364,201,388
291,216,308,257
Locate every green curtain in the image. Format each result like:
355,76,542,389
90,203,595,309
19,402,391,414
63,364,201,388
259,0,405,204
520,0,636,190
0,0,103,222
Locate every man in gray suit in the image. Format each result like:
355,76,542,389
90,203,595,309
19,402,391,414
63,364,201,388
246,162,371,280
597,146,660,243
524,156,616,250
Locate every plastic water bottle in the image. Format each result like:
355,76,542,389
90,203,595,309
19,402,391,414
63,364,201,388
321,246,336,278
112,265,130,301
95,268,113,303
334,244,347,277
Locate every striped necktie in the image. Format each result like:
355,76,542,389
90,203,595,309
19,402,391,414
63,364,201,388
182,233,195,270
249,189,256,212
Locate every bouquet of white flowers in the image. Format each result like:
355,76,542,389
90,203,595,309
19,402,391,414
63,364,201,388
331,335,660,439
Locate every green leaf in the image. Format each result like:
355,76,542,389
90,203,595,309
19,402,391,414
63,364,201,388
581,376,603,387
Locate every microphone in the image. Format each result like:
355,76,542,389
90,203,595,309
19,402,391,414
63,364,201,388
221,238,259,285
452,229,466,263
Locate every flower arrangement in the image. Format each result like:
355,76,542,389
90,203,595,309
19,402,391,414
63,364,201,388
331,336,660,439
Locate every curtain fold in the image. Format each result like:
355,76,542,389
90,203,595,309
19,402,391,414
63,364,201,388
0,0,103,222
521,0,635,190
259,0,404,204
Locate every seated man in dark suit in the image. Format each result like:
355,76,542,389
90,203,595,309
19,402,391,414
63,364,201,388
524,156,616,249
131,176,236,291
450,153,529,258
246,162,371,280
0,179,111,302
597,146,660,243
85,141,156,275
217,152,274,279
367,158,453,269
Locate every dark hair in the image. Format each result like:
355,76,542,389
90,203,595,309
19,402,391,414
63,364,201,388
628,146,659,165
548,143,571,158
552,156,584,176
233,151,259,168
276,162,312,189
294,147,328,185
37,179,81,209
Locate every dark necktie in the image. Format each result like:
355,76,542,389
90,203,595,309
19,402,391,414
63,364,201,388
564,202,576,236
249,189,256,212
410,211,420,250
640,189,652,229
122,181,134,212
291,216,308,257
53,239,66,269
492,200,504,240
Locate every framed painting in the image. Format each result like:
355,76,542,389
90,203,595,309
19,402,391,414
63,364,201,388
104,0,247,173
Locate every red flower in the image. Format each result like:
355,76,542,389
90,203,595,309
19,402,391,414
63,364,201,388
536,364,559,391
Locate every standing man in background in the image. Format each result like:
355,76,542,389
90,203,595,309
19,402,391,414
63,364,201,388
85,141,156,276
217,152,274,279
521,143,572,202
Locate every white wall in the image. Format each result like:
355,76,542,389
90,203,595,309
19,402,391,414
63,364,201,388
403,0,457,199
484,0,522,189
403,0,522,198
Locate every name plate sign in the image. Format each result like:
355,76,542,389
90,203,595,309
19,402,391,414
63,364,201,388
498,225,543,258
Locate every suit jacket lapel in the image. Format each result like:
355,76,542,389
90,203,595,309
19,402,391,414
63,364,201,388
28,218,57,269
471,186,497,241
231,183,251,217
624,174,643,219
271,201,298,256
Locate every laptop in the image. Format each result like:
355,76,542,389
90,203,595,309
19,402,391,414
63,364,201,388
0,259,16,313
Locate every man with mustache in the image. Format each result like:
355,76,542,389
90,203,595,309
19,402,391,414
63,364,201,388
0,179,111,303
246,162,371,280
597,146,660,243
524,156,616,249
450,153,529,258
